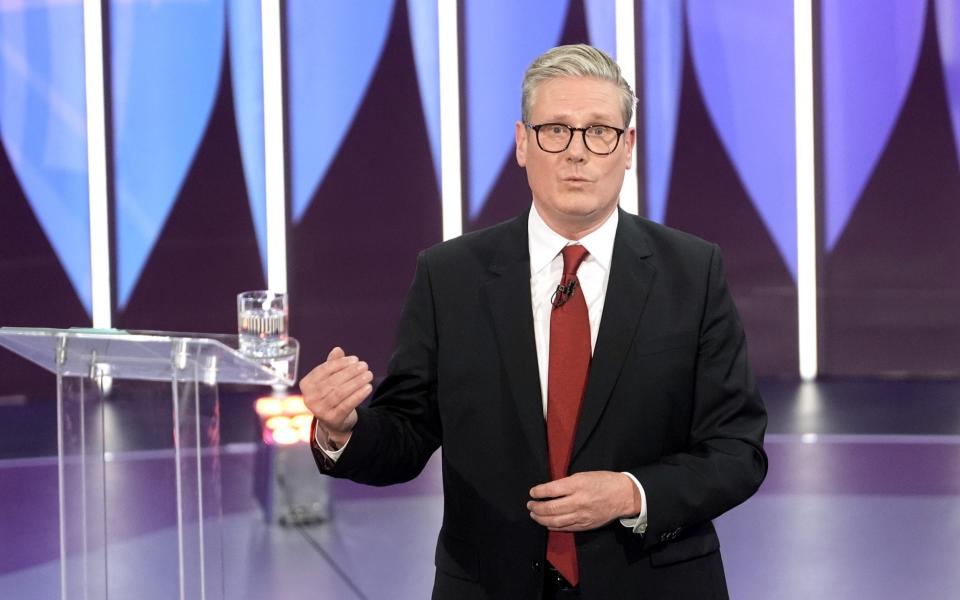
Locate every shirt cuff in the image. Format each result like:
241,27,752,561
618,471,648,535
313,424,349,461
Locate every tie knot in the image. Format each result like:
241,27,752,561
561,244,589,276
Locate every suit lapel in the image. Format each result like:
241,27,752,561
571,212,656,462
483,214,549,474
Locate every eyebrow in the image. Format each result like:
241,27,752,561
539,113,620,125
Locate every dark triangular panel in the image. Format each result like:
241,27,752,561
289,0,442,377
117,37,265,334
0,140,89,400
664,24,798,377
467,0,592,231
822,4,960,376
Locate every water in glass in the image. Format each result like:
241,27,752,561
237,291,288,358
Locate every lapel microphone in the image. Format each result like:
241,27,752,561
551,279,578,309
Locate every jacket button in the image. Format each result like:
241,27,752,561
532,560,543,571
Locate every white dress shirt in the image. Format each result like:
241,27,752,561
527,206,647,534
318,205,648,533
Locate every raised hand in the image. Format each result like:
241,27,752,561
300,347,374,449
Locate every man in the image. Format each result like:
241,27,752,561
301,44,767,599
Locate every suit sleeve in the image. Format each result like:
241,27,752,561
310,251,442,485
629,244,768,548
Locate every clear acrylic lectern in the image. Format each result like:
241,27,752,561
0,327,298,600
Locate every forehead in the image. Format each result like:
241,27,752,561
529,76,621,124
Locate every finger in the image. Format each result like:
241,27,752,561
327,368,374,409
526,496,574,517
529,510,582,530
329,381,373,421
303,349,352,384
319,354,361,379
529,482,556,500
305,366,373,412
301,355,362,391
529,476,575,500
322,360,370,392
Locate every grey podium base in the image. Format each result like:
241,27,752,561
255,440,331,527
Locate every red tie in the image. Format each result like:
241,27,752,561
546,244,591,586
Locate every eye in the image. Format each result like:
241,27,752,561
548,125,566,135
587,126,608,136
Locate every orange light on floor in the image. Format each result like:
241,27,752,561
291,413,313,428
265,415,291,430
270,426,301,446
283,396,307,413
255,396,284,417
256,393,312,446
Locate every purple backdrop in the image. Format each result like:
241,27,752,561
288,0,442,379
1,0,959,392
115,39,265,334
820,3,960,376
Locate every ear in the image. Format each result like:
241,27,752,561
515,121,528,167
623,127,637,169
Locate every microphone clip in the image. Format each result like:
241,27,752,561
551,279,578,309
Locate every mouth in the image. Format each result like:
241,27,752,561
562,176,592,183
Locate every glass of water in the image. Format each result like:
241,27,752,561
237,290,289,358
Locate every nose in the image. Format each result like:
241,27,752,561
565,131,588,161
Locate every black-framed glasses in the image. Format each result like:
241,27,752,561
525,122,625,155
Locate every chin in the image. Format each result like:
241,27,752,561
534,193,613,225
550,191,590,208
557,199,607,218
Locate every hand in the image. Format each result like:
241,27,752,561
527,471,641,532
300,347,374,449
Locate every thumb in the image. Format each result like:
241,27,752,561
327,346,345,361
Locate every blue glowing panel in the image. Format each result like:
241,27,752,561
0,2,91,313
643,0,683,224
935,0,960,171
227,0,267,274
584,0,617,59
687,0,797,278
464,0,569,220
286,0,394,223
821,0,926,251
111,0,225,309
407,0,441,186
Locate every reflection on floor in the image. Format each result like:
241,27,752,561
1,380,959,599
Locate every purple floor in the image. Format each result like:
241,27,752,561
1,382,959,599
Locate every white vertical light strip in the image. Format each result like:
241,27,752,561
616,0,639,215
261,0,288,292
794,0,818,379
438,0,463,241
83,0,111,328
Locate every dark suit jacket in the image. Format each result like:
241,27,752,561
312,209,767,599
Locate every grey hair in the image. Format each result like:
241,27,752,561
521,44,636,127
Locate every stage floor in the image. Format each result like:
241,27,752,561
1,379,959,599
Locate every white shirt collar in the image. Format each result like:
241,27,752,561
528,205,619,275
